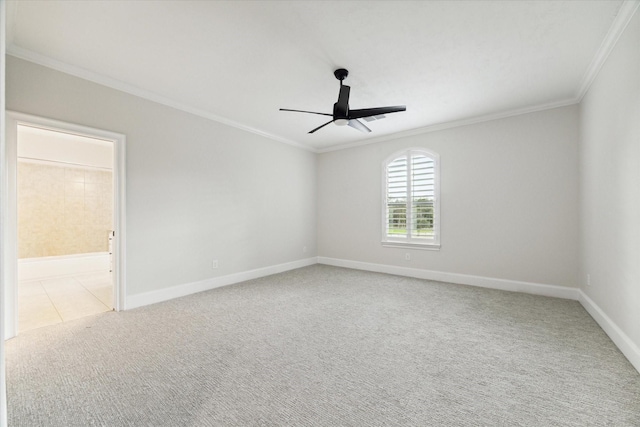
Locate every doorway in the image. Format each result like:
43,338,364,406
4,112,126,338
18,125,114,331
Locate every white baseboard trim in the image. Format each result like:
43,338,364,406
317,257,580,300
578,290,640,374
126,257,317,310
125,255,640,375
317,256,640,374
19,252,110,281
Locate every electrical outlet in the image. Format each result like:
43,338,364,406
405,253,411,261
303,246,308,253
212,259,219,269
586,274,591,287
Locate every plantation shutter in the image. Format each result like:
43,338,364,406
384,149,438,245
386,156,408,236
410,154,435,239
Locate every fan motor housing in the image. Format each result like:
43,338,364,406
333,102,348,119
334,68,349,81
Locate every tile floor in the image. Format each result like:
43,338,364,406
19,272,113,333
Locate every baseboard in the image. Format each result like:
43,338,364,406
317,257,580,300
126,257,317,310
578,290,640,374
317,256,640,374
18,252,110,281
124,255,639,375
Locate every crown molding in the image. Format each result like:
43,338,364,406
4,45,579,157
6,45,315,153
4,46,581,156
9,0,637,156
575,0,640,102
316,97,577,153
319,1,639,154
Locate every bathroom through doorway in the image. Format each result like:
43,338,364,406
4,112,127,338
16,125,114,332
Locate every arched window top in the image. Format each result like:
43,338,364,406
383,147,440,166
382,148,440,249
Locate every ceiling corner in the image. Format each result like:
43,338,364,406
575,0,640,102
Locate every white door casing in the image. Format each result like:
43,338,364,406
4,111,127,338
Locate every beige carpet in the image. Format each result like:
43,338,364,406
6,265,640,426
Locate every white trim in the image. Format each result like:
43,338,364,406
315,2,638,154
127,257,317,310
18,253,110,281
5,2,637,157
5,46,312,153
0,0,9,424
317,257,580,300
113,121,127,311
317,99,577,153
3,114,17,339
578,290,640,374
381,148,440,248
4,112,127,336
4,46,578,156
381,242,441,251
575,1,640,102
17,157,112,171
317,2,639,155
316,257,640,374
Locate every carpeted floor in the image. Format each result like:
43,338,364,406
6,265,640,426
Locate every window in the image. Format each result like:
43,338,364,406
382,148,440,249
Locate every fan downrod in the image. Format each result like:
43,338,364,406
334,68,349,81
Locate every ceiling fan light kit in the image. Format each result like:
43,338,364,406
280,68,406,134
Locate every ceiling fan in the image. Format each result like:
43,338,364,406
280,68,406,134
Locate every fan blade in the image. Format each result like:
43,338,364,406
280,108,333,117
363,114,386,122
348,119,371,133
334,85,350,116
309,120,334,134
280,108,332,117
348,106,406,120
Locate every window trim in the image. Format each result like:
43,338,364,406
381,147,441,250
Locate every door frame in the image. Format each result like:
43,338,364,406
4,111,127,338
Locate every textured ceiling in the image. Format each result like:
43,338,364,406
6,1,629,151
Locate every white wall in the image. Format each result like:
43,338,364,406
6,56,317,297
579,11,640,354
318,105,579,288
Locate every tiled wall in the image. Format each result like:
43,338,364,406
18,160,113,258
